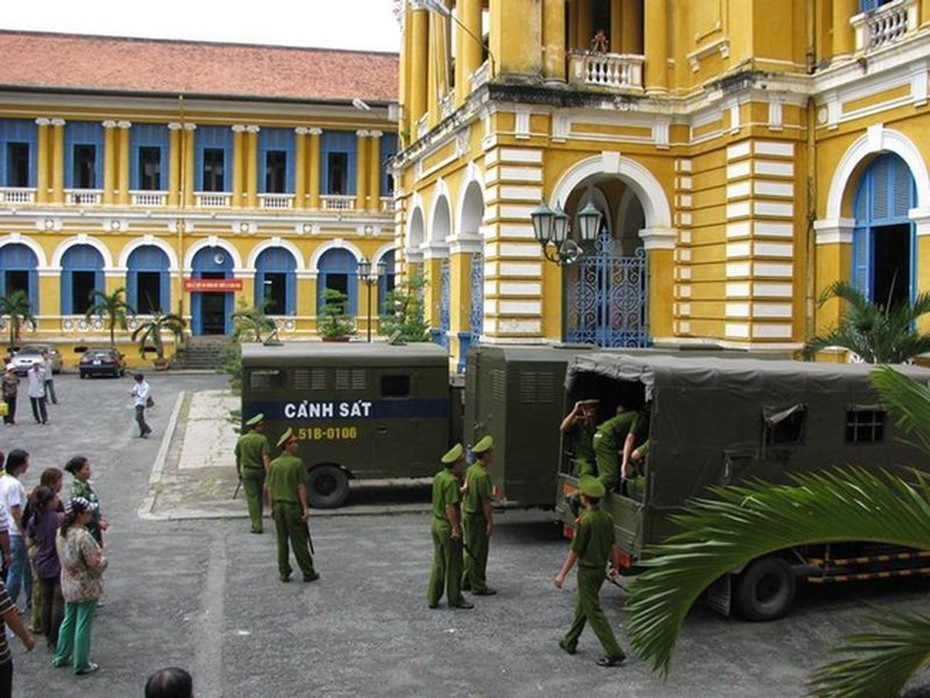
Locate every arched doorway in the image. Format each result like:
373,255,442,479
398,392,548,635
432,195,452,348
316,248,359,315
191,247,233,335
0,244,39,310
61,245,104,315
255,247,297,316
852,153,917,306
127,246,170,315
564,182,649,347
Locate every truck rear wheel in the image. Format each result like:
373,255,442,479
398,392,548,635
735,557,796,621
307,465,350,509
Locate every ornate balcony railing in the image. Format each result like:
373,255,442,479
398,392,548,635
258,193,295,209
194,192,232,208
65,189,103,205
853,0,916,52
568,51,644,90
470,60,490,91
0,187,36,204
131,191,168,207
320,195,355,211
380,197,395,213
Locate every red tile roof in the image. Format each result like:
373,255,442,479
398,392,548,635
0,31,398,104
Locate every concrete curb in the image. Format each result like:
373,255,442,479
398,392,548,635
138,389,186,521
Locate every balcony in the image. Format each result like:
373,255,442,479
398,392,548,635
439,92,455,120
0,187,36,205
194,192,232,208
65,189,103,205
258,193,295,210
320,195,356,211
568,51,644,90
470,60,490,92
131,191,168,207
852,0,917,52
380,197,395,213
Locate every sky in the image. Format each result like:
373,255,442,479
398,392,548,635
1,0,402,52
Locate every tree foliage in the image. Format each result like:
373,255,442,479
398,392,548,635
378,275,431,342
0,290,36,348
85,287,135,347
130,311,186,361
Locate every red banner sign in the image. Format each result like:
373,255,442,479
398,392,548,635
184,278,243,292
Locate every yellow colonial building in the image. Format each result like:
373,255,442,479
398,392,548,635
0,31,397,364
393,0,930,368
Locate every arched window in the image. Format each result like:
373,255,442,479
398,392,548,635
377,250,396,315
317,248,359,314
127,246,170,314
0,243,39,310
255,247,296,315
60,245,104,315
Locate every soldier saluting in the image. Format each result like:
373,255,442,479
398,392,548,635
234,413,270,534
426,444,473,610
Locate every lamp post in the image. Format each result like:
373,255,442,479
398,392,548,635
530,201,602,266
357,257,382,342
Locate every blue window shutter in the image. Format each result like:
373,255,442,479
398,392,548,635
0,119,38,187
317,248,358,313
321,131,357,195
852,226,869,295
127,269,139,309
380,133,398,197
64,122,104,188
195,126,232,191
258,128,295,193
891,155,913,219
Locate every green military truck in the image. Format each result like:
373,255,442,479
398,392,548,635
241,342,458,508
555,352,930,620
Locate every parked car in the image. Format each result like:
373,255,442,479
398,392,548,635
10,344,63,376
78,347,126,379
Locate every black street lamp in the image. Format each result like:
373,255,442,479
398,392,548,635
357,257,383,342
531,201,602,266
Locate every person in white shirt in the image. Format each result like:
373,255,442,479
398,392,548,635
26,363,48,425
130,373,152,439
0,451,10,576
0,449,31,609
41,352,57,405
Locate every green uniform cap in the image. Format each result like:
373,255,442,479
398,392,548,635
276,427,294,449
471,435,493,454
246,413,265,426
441,443,464,464
580,398,600,406
579,475,606,500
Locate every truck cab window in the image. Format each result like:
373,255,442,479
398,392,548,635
763,404,806,445
249,369,285,390
845,407,885,443
381,375,411,398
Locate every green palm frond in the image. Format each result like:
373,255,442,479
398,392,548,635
231,300,277,343
625,467,930,678
807,605,930,698
871,366,930,451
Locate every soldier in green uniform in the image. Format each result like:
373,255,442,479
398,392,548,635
560,399,600,477
234,413,271,534
462,435,496,596
426,444,473,610
554,475,626,667
266,428,319,583
591,405,643,492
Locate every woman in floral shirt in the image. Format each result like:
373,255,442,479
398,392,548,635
53,497,107,675
65,456,108,546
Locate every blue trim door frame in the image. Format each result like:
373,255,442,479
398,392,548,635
191,248,233,335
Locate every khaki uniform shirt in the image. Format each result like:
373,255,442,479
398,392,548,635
431,469,460,522
571,506,615,569
235,430,270,470
462,463,492,516
266,453,305,504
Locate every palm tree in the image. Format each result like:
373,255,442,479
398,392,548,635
131,311,186,363
230,300,277,343
803,281,930,363
85,287,135,347
625,366,930,697
0,290,37,348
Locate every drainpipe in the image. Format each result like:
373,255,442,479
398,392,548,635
804,2,817,344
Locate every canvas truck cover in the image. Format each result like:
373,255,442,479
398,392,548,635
565,353,930,514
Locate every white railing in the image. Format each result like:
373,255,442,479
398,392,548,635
258,193,295,210
569,51,644,89
853,0,916,52
0,187,36,204
194,192,232,207
470,60,491,91
65,189,103,205
60,316,105,332
320,195,355,211
380,197,395,213
131,191,168,207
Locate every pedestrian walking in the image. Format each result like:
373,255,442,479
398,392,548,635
53,496,107,676
25,486,64,648
0,449,32,611
65,456,108,547
234,413,271,534
554,475,626,668
0,578,36,697
130,373,153,438
1,365,17,426
427,443,473,610
461,435,496,596
265,429,319,583
144,666,194,698
26,362,47,425
41,351,57,405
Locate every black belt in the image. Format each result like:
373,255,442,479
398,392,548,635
241,465,264,471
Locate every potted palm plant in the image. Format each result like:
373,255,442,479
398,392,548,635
131,311,187,370
318,288,356,341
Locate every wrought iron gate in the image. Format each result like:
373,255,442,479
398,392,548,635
565,233,649,347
